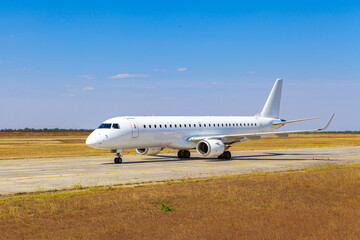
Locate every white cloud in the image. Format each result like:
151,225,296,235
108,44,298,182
107,73,150,79
153,69,167,72
176,67,187,72
79,74,96,80
247,71,256,74
13,68,31,72
145,86,159,90
211,82,218,86
62,94,76,97
83,87,94,91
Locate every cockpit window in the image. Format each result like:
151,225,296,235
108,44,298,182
98,123,111,129
112,124,120,129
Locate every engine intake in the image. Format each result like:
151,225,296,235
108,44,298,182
136,147,163,155
196,139,225,157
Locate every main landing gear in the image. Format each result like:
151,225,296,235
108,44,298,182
177,150,191,159
218,151,231,160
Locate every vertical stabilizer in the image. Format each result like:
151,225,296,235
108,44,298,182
256,78,283,118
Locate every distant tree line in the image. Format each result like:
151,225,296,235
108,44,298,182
0,129,358,133
0,128,92,132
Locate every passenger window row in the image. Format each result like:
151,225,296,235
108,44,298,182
143,122,257,129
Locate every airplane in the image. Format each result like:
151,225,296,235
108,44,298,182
86,79,334,164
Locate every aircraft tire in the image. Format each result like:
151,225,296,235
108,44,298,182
184,150,191,159
177,150,184,158
114,157,123,164
224,151,231,160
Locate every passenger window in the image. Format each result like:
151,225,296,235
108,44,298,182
184,124,186,127
199,124,202,127
222,124,224,127
154,125,157,128
179,124,182,128
236,123,238,126
225,124,228,127
160,125,162,128
217,124,220,127
209,124,211,127
149,125,151,128
112,124,120,129
255,123,257,126
144,125,146,128
194,124,196,127
170,124,172,128
175,124,177,128
165,125,167,128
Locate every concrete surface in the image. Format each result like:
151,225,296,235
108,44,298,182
0,147,359,195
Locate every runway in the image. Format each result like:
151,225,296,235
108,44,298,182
1,147,359,195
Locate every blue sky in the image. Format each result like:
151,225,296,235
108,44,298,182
0,1,359,130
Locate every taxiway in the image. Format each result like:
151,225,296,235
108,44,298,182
0,147,359,195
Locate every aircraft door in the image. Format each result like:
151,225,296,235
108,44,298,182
256,118,263,132
127,118,139,138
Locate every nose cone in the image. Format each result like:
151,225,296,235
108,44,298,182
86,135,97,147
86,131,103,148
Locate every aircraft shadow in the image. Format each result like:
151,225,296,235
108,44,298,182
101,152,333,165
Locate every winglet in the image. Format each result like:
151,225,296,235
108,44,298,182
317,113,335,131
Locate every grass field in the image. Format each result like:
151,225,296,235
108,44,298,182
0,164,359,239
0,132,359,159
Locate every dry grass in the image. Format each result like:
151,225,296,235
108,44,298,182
0,131,91,138
0,164,359,239
231,133,360,150
0,132,359,160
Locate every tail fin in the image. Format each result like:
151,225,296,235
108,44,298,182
255,78,283,118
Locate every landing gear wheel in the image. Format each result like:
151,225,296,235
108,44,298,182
177,150,184,158
224,151,231,160
218,154,225,159
184,150,191,159
114,157,122,164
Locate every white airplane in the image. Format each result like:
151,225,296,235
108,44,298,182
86,79,334,164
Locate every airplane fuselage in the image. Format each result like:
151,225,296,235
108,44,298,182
86,116,279,150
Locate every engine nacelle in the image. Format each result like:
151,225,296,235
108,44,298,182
136,147,163,155
196,139,225,157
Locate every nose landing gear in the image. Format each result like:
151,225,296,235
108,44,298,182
114,154,122,164
112,149,123,164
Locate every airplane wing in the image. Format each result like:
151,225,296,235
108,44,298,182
188,114,335,144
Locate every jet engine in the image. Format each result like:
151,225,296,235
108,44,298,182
136,147,163,155
196,139,225,157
